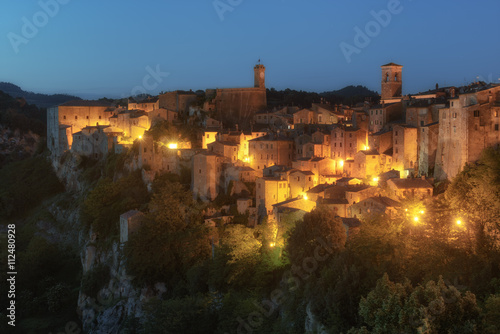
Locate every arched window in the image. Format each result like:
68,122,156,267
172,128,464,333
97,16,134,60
395,73,399,82
386,73,389,82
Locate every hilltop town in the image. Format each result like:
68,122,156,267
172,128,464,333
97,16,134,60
47,62,500,232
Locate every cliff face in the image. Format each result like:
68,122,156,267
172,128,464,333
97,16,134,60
51,152,160,333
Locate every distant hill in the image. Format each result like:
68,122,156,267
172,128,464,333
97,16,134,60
321,85,378,98
267,85,379,108
0,82,81,109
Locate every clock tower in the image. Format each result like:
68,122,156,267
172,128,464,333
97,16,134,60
254,64,266,89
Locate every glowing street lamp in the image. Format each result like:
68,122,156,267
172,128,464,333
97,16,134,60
339,160,344,167
138,135,142,140
167,143,178,149
456,219,462,226
269,242,276,247
372,177,379,183
413,216,419,223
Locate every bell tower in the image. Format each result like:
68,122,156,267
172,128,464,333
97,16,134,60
381,62,402,101
254,64,266,89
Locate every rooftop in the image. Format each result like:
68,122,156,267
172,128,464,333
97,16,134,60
381,62,402,67
388,178,433,189
248,134,293,142
60,100,115,107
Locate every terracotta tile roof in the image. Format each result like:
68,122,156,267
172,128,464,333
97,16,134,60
381,62,402,67
388,178,433,189
368,196,400,207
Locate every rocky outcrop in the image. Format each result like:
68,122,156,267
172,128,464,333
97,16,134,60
47,151,162,333
305,302,328,334
78,241,166,334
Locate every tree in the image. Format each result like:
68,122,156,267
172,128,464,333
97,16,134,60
286,207,346,267
445,147,500,255
354,274,481,333
124,181,210,288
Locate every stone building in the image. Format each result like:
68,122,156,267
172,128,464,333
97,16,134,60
71,125,119,159
387,177,433,200
381,62,403,102
368,102,402,133
208,141,239,164
331,127,367,174
128,97,159,112
348,196,400,220
192,152,228,201
418,122,439,176
138,134,193,173
149,108,178,125
47,100,115,156
159,90,197,116
120,210,144,243
368,129,392,156
109,109,150,139
434,84,500,180
352,149,382,179
248,134,294,173
289,170,317,198
392,124,418,175
293,108,316,125
256,177,289,217
207,64,267,126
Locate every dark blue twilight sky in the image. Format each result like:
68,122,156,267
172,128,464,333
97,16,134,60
1,0,499,99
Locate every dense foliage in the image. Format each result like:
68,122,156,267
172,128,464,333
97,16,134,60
121,148,500,333
81,170,149,238
266,85,379,108
0,155,64,220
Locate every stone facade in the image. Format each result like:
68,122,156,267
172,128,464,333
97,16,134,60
434,85,500,180
381,63,403,102
208,65,267,125
119,210,144,243
192,152,228,201
256,177,289,217
248,134,294,173
47,100,115,156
